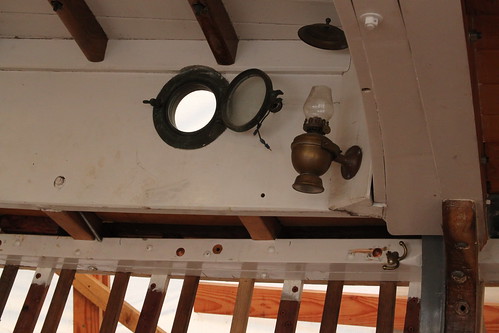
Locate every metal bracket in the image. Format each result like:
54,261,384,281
383,241,408,270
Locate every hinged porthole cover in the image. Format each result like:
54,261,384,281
144,66,283,150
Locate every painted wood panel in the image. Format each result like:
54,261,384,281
479,85,499,115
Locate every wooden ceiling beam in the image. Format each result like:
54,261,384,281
43,210,101,240
238,216,281,240
187,0,239,65
47,0,108,62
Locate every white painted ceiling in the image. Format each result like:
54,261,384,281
0,0,340,41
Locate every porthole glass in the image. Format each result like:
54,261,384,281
173,90,216,132
227,76,267,127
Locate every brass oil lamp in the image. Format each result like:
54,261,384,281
291,86,362,194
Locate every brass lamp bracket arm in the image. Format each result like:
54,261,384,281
320,137,342,159
382,241,408,270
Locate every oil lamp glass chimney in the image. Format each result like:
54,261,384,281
303,85,334,134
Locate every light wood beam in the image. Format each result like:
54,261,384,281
43,210,95,240
230,278,255,333
74,274,109,333
72,274,167,333
47,0,108,62
186,0,239,65
238,216,281,240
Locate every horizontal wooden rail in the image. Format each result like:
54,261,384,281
194,282,499,331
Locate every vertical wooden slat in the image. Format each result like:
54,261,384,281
376,281,397,333
13,267,55,333
99,272,131,333
403,281,421,333
74,274,110,333
135,275,170,333
0,265,19,319
319,280,344,333
442,200,480,333
171,276,200,333
274,280,304,333
229,278,255,333
41,269,76,333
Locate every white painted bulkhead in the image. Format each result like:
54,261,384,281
0,0,486,236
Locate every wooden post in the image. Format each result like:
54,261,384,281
135,275,170,333
442,200,480,333
0,265,19,319
319,280,344,333
13,267,54,333
375,281,397,333
230,278,255,333
99,272,131,333
171,276,200,333
74,274,109,333
41,269,76,333
274,280,304,333
403,282,421,333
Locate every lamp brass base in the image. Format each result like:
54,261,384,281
340,146,363,180
292,173,324,194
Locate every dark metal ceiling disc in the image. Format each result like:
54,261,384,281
298,18,348,50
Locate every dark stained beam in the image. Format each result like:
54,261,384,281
0,265,19,319
13,268,54,333
41,269,76,333
376,281,397,333
319,280,344,333
47,0,108,62
135,275,170,333
171,276,200,333
187,0,239,65
442,200,481,333
99,272,131,333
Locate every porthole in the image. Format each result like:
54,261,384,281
144,66,283,150
172,90,217,132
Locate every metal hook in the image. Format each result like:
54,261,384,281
382,241,408,270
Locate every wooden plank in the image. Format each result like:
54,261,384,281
43,210,94,240
0,215,61,235
0,208,45,216
482,114,499,142
135,275,170,333
72,274,166,333
486,143,499,193
274,280,303,333
477,50,499,84
238,216,281,240
473,15,499,50
46,0,107,62
74,274,109,333
442,200,480,333
376,281,397,333
171,276,200,333
99,272,131,333
230,278,255,333
41,269,76,333
0,265,19,319
479,84,499,115
319,280,344,333
186,0,238,65
13,267,54,333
